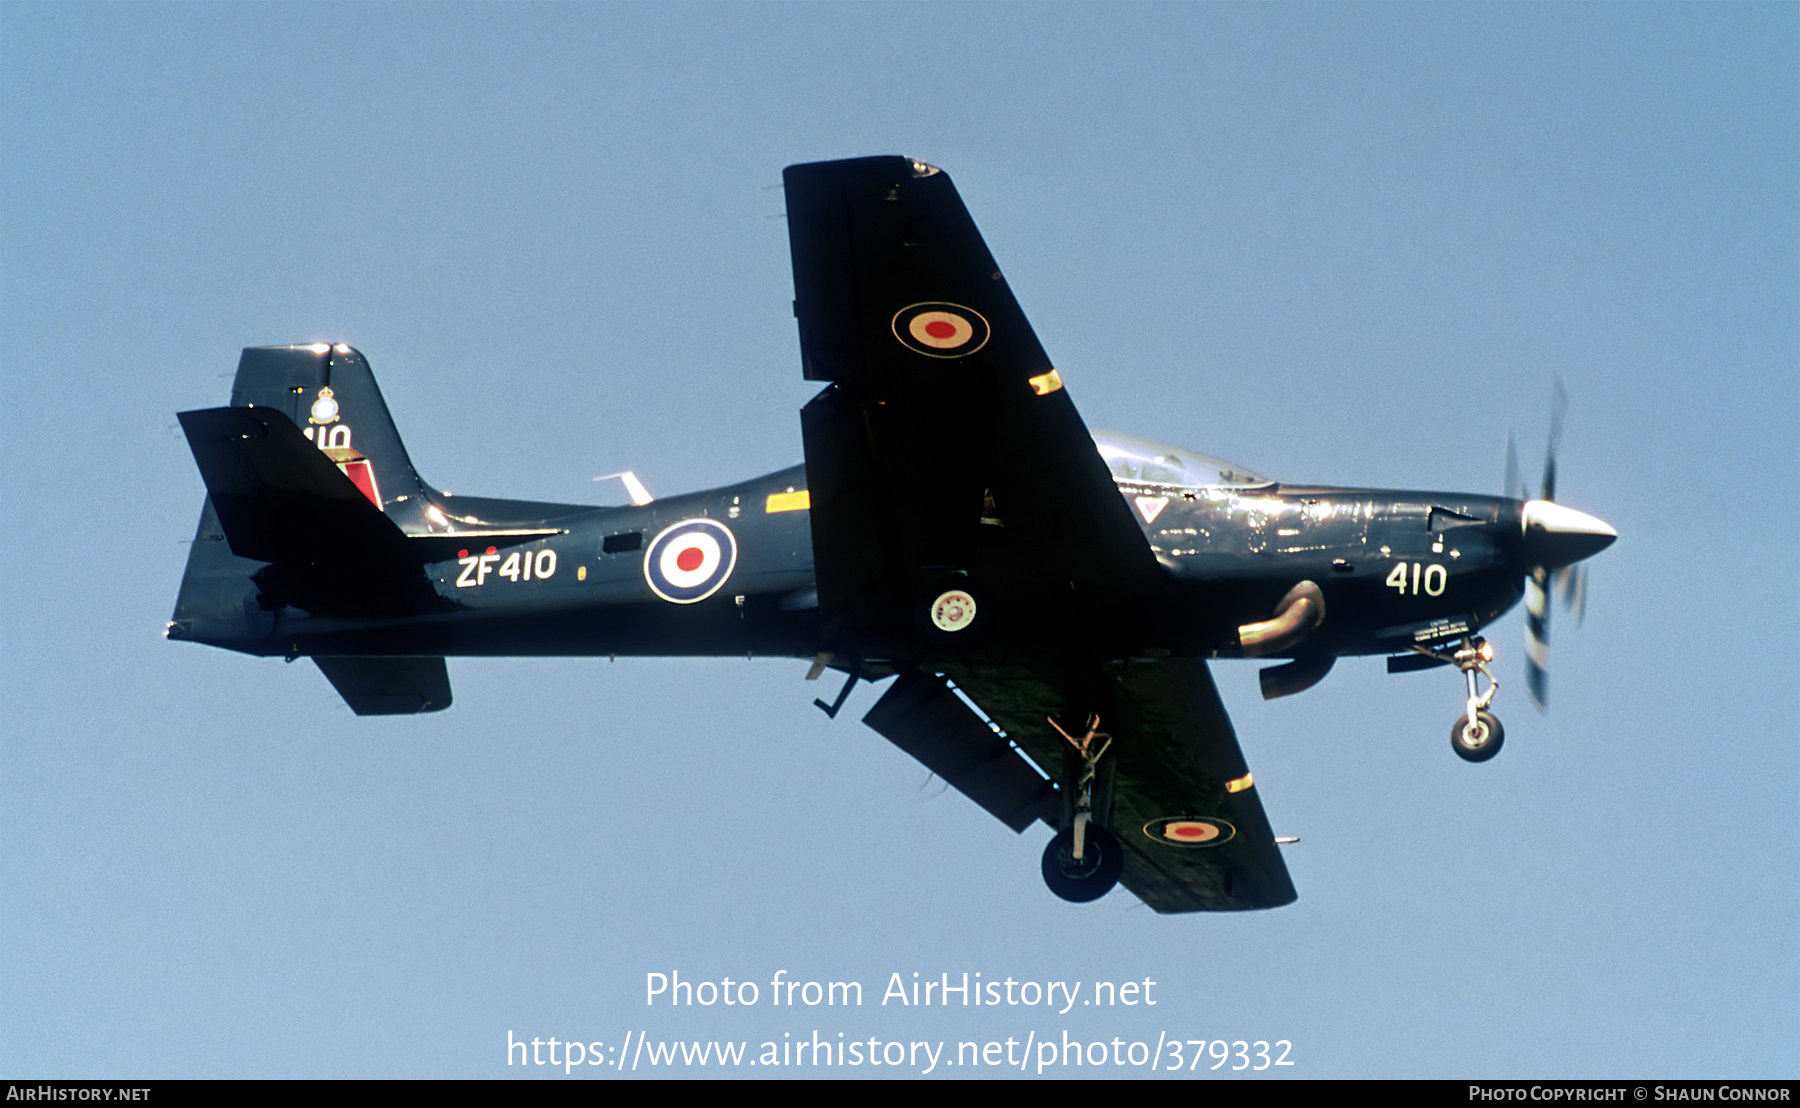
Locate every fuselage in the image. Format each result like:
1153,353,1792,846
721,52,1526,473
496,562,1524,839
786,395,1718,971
175,457,1532,669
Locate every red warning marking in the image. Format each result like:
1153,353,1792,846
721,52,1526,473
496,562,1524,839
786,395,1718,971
457,549,469,559
340,459,381,509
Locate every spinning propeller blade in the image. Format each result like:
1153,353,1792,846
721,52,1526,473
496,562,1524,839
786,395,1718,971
1504,433,1525,502
1515,379,1612,711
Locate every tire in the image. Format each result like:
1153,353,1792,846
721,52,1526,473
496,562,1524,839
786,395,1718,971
1041,825,1125,903
1451,709,1505,763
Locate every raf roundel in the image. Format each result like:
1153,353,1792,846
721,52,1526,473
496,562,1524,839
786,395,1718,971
1143,816,1236,848
643,518,738,604
892,302,991,358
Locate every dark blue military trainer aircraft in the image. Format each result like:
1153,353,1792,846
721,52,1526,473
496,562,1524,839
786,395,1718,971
168,157,1615,912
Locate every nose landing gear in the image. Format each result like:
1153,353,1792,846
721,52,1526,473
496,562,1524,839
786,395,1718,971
1414,637,1506,763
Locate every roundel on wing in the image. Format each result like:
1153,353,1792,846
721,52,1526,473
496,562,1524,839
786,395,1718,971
892,302,991,358
1143,816,1236,848
643,518,738,604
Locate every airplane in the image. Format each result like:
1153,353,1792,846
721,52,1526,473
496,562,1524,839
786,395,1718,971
167,156,1616,912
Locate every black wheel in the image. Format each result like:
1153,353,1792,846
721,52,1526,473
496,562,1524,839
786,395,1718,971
919,578,988,647
1041,825,1124,903
1451,709,1505,763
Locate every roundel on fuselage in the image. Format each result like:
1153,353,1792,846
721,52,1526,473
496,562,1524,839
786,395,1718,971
643,518,738,604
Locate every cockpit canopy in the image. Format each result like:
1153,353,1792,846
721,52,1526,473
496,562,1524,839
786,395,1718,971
1094,430,1272,489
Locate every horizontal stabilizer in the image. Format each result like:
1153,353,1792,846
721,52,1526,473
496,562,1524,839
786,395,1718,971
178,406,447,617
315,656,452,714
178,406,410,566
862,671,1057,833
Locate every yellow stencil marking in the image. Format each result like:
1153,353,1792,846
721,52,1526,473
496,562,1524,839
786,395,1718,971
765,489,811,514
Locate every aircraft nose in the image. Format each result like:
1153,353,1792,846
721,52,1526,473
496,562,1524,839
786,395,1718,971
1521,499,1617,569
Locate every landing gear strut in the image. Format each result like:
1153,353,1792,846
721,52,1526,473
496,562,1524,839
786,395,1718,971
1041,715,1123,902
1414,637,1506,763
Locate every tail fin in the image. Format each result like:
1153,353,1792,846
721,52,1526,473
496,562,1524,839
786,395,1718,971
172,344,445,611
168,344,452,713
225,343,438,528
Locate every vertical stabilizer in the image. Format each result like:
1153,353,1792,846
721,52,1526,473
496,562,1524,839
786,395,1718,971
168,344,449,659
229,344,438,531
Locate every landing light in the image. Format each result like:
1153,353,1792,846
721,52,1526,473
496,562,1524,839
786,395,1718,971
1226,772,1254,794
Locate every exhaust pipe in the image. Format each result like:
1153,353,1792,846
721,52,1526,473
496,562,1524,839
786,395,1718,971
1237,580,1326,657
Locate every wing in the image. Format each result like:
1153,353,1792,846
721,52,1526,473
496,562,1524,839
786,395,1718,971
788,158,1294,911
940,656,1297,913
784,156,1162,657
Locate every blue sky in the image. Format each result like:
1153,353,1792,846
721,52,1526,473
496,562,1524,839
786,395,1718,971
4,2,1795,1079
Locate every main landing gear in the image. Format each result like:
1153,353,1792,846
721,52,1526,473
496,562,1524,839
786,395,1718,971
1040,714,1123,902
1413,636,1507,763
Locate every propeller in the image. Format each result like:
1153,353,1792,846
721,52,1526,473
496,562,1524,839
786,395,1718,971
1508,380,1615,710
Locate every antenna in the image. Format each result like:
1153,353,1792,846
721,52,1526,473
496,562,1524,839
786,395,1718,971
593,471,653,506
